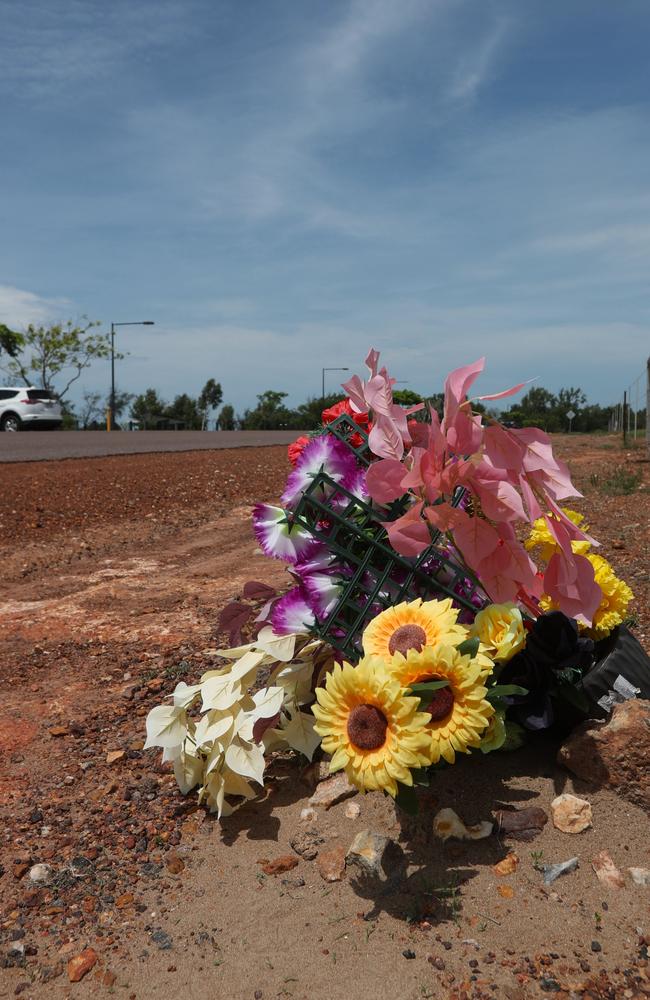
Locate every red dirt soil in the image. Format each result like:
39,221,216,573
0,436,648,1000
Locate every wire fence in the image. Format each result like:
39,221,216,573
609,358,649,450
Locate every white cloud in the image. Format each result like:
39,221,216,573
447,17,510,101
0,285,71,328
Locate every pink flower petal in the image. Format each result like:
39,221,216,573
380,501,431,557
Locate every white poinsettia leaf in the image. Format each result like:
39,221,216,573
225,741,266,785
223,769,257,799
251,685,286,718
194,711,234,749
262,727,289,753
173,749,205,795
172,681,202,708
144,705,187,751
229,648,267,681
255,627,297,662
270,661,315,705
201,675,241,711
281,709,321,761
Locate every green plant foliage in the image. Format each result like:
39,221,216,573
0,318,109,400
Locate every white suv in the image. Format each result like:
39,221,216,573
0,387,63,431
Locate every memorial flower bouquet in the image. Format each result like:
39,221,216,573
146,349,635,816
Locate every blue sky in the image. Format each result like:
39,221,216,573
2,0,649,415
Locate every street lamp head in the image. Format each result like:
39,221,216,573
142,321,155,326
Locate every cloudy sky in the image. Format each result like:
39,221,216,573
2,0,649,414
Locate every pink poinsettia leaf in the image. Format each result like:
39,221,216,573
365,348,380,377
453,514,501,570
341,374,368,414
365,458,408,504
380,502,431,557
519,474,543,521
445,408,484,457
368,414,404,461
443,357,485,425
469,466,527,522
364,374,394,416
408,420,430,448
400,447,426,490
475,378,533,402
511,427,559,474
544,552,602,624
483,424,525,472
243,580,277,600
424,502,469,534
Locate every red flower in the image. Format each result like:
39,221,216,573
321,398,371,448
321,398,369,429
287,435,310,467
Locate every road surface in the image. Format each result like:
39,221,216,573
0,429,303,463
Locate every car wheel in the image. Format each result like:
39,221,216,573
1,413,22,432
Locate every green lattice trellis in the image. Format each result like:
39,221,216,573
291,415,485,658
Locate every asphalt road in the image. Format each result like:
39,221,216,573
0,430,303,463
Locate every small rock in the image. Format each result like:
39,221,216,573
67,948,98,982
551,794,593,834
540,857,579,885
346,830,406,884
165,851,185,874
151,929,173,950
592,850,625,889
49,726,69,738
261,855,299,876
290,830,324,861
299,807,317,823
493,806,548,841
493,853,519,876
402,949,416,959
115,892,134,908
428,956,445,970
344,801,360,820
28,864,53,885
96,970,117,987
433,808,492,842
12,863,29,880
308,773,357,810
106,750,125,765
591,940,602,953
317,846,346,882
628,867,650,886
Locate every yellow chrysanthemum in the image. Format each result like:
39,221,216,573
387,645,494,765
539,553,634,640
362,597,468,660
525,508,591,562
470,602,526,663
311,656,435,797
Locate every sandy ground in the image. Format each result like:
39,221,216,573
0,437,649,1000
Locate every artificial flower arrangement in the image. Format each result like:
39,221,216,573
146,350,636,816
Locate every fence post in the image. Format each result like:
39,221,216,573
623,390,627,447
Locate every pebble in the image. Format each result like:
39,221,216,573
28,864,53,885
151,929,173,950
402,949,416,959
551,794,593,834
67,948,98,982
316,846,346,882
346,830,406,884
308,773,357,810
261,855,299,876
591,940,602,953
290,830,324,861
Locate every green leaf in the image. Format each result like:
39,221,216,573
486,684,528,701
456,637,480,658
395,782,419,816
408,679,450,697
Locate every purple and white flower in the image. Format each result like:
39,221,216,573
270,587,316,635
252,504,316,563
282,436,359,508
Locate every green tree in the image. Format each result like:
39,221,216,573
198,378,223,429
293,393,345,430
165,393,202,429
0,324,23,357
79,390,104,429
217,404,236,430
0,318,112,400
240,390,298,430
130,388,167,429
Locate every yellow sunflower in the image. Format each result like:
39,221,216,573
540,552,634,640
387,645,493,764
311,656,435,797
362,597,468,660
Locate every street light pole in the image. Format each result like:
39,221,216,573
108,320,155,431
321,367,349,402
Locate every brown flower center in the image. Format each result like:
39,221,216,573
421,675,455,722
347,704,388,751
388,623,427,656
